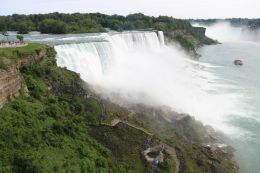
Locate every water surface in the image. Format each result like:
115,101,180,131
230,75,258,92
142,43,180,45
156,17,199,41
198,42,260,173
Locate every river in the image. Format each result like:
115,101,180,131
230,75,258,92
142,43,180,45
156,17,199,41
198,41,260,173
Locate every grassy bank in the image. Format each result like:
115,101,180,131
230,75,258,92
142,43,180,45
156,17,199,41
0,43,46,69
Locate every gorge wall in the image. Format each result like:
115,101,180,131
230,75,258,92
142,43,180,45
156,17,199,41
0,65,26,107
164,26,217,55
0,48,47,107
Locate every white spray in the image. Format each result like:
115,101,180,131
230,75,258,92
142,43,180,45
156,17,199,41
55,31,241,133
193,22,260,43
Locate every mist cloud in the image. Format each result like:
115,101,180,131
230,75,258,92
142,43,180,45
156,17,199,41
194,22,260,42
55,32,241,134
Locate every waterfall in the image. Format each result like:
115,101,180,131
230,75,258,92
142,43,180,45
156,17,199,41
56,31,162,83
55,31,238,133
158,31,165,45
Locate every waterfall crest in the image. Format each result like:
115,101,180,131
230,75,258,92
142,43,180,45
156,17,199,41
55,31,163,82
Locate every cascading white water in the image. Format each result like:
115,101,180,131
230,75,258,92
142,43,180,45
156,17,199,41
55,31,241,133
158,31,165,45
56,31,162,83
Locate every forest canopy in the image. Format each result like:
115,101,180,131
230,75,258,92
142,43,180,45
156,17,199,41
0,12,192,34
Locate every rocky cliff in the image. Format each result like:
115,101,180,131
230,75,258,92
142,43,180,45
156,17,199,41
0,65,26,107
0,46,47,108
164,27,217,56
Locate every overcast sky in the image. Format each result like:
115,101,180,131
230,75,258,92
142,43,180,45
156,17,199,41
0,0,259,19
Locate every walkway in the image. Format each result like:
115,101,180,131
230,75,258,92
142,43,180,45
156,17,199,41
0,43,28,49
108,117,179,173
90,94,180,173
108,117,153,136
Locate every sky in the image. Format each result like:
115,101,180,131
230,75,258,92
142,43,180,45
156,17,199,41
0,0,259,19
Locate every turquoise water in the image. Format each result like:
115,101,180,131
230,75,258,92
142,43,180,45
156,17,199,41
198,42,260,173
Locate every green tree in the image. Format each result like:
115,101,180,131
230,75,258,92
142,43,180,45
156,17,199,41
0,12,196,34
153,22,168,31
17,22,29,34
16,35,24,42
39,19,68,34
0,17,7,32
107,19,124,31
79,18,105,33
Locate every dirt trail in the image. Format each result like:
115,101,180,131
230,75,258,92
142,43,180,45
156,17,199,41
109,118,153,136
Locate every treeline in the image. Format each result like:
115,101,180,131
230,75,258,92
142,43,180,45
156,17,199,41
191,18,260,28
0,12,192,34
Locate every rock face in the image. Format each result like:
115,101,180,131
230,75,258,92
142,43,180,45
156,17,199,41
164,27,217,56
0,49,47,108
0,66,26,107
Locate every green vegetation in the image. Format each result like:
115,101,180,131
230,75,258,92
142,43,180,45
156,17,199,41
163,27,216,55
0,13,213,54
0,46,176,173
130,105,238,173
39,19,68,34
192,18,260,29
0,57,6,69
90,123,149,172
0,13,192,34
0,47,113,172
0,45,238,172
157,152,176,173
0,43,46,68
16,35,24,42
0,43,46,59
174,34,196,52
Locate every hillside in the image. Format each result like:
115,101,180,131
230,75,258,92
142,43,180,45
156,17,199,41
0,44,238,173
